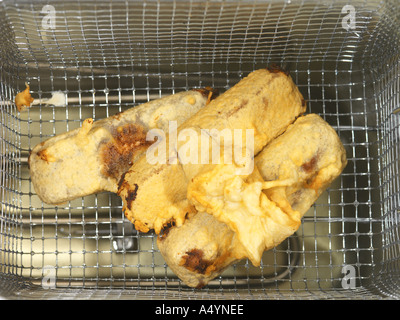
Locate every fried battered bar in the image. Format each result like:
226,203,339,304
158,114,347,288
29,89,216,204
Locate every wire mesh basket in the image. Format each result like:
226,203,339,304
1,0,399,299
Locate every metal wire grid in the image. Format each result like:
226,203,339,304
0,0,399,299
374,60,400,296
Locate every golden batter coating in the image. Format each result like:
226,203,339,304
118,68,306,234
158,114,347,288
29,89,217,204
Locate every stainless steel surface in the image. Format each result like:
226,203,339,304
1,0,399,299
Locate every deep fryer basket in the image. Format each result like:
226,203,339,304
0,0,400,299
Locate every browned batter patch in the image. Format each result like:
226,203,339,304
158,210,193,241
100,123,152,180
37,149,56,163
180,248,231,277
158,219,176,241
180,249,212,275
267,64,290,76
117,171,129,191
125,183,139,210
301,154,319,173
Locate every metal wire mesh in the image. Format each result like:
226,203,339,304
0,0,400,299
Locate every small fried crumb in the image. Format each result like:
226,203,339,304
15,83,34,112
